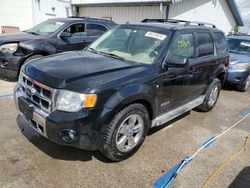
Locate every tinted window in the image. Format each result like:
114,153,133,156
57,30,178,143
87,24,107,36
168,33,194,58
63,24,86,38
197,32,214,57
214,32,227,54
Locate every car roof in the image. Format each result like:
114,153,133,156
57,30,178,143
47,17,116,25
226,35,250,40
121,22,223,33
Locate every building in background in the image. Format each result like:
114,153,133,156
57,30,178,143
0,0,244,34
0,0,72,33
71,0,243,34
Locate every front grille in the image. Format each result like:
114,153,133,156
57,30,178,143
19,73,54,112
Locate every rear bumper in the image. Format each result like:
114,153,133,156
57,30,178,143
226,70,250,85
14,84,102,150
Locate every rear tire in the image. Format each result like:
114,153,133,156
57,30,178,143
100,103,150,161
237,76,250,92
198,78,221,112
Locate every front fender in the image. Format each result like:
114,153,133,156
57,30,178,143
94,84,159,132
19,40,57,55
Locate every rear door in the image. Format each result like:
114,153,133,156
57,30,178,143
159,32,195,113
57,23,89,52
85,23,108,42
187,31,217,98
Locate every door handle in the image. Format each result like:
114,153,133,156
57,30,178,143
188,68,196,73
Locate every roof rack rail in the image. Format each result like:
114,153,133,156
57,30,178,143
67,16,114,23
141,19,216,28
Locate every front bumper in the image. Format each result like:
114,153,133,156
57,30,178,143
14,84,101,150
0,53,23,79
226,70,250,85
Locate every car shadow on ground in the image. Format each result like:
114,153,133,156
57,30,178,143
228,166,250,188
222,83,237,91
16,111,191,163
16,116,112,163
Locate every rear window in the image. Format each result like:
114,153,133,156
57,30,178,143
197,32,214,57
214,32,227,54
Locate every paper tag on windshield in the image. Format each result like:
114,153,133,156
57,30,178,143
56,22,65,26
145,32,166,40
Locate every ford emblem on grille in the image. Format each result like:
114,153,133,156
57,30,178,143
26,87,37,96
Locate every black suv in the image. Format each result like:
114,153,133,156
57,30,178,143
0,17,116,79
14,19,229,161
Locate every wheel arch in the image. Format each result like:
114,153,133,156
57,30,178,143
95,85,158,132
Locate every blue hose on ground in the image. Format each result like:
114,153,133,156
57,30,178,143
154,106,250,188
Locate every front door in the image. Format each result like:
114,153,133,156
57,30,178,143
159,32,195,113
57,23,89,52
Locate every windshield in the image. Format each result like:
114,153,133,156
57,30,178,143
87,25,168,64
26,20,65,36
227,38,250,54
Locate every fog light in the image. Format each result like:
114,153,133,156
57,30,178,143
60,129,77,143
1,60,8,68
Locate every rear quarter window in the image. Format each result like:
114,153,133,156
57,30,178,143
196,32,214,57
213,32,228,55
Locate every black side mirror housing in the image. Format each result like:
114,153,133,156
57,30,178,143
60,32,71,39
164,55,189,68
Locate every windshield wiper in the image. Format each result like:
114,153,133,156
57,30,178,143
87,47,99,54
229,50,245,54
99,51,126,61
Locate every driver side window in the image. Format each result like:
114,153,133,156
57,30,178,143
168,33,194,58
63,24,86,38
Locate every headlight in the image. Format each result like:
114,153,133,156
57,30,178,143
55,90,97,112
0,43,18,53
230,63,249,71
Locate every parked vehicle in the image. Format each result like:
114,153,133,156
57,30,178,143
0,17,116,79
14,19,229,161
226,35,250,91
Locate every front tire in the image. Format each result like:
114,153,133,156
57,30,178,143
100,103,150,161
198,78,221,112
237,76,250,92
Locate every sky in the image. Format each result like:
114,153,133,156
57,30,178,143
235,0,250,24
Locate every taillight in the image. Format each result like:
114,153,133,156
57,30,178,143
225,56,230,67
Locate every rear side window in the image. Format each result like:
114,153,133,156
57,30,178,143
213,32,227,54
197,32,214,57
87,24,107,36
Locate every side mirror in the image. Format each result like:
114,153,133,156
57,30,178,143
60,32,71,39
164,55,189,68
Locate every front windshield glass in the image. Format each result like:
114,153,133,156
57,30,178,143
227,38,250,54
87,25,168,64
26,20,65,36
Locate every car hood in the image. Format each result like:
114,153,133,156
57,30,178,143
0,32,42,44
229,52,250,65
24,51,148,91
